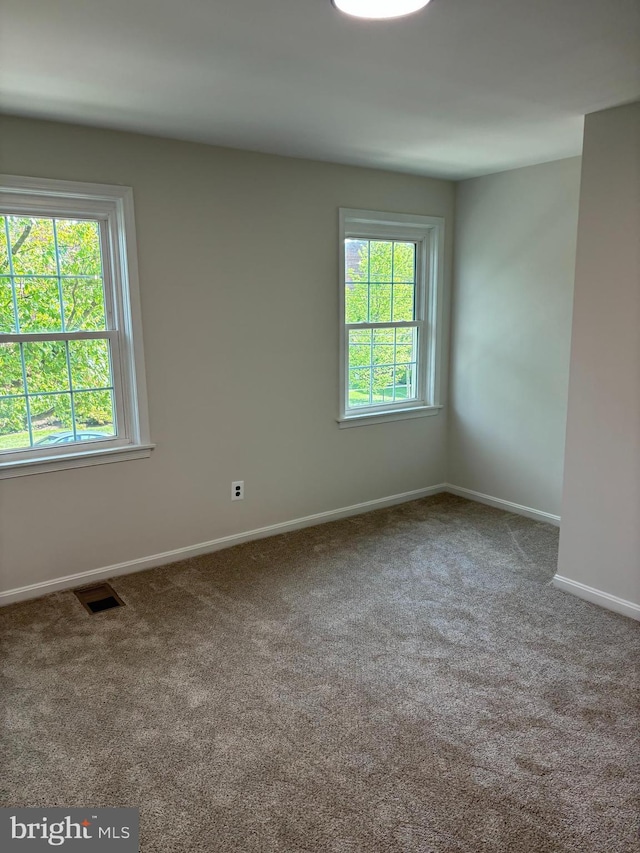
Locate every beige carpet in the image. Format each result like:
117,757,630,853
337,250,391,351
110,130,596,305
1,494,639,852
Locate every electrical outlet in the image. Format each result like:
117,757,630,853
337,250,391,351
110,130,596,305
231,480,244,501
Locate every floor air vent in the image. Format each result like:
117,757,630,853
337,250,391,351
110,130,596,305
74,583,125,614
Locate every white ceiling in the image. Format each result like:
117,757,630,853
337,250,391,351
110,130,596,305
1,0,638,179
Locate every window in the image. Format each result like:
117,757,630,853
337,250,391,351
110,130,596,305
339,208,444,426
0,176,152,478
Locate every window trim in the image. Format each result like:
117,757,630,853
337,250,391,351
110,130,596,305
0,175,153,478
338,208,445,427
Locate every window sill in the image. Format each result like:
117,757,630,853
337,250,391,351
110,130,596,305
0,443,155,480
338,405,443,428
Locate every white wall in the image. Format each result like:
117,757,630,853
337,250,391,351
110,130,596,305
557,103,640,611
0,116,454,596
448,158,581,516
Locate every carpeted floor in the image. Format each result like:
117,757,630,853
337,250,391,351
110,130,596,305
1,494,639,852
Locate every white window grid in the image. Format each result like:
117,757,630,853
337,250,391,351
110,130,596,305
346,236,420,408
339,209,445,423
0,176,151,474
1,213,122,451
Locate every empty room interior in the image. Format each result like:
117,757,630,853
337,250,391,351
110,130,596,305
0,1,639,851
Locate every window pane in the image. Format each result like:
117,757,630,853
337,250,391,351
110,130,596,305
395,343,415,364
393,242,415,283
348,329,371,369
395,363,417,401
0,217,9,274
348,368,371,407
15,276,63,333
56,220,102,276
373,328,394,345
347,325,419,410
0,397,28,452
407,363,416,398
345,282,368,324
0,343,24,397
73,389,115,437
392,283,414,322
372,366,394,402
369,241,393,282
369,283,391,322
8,217,56,275
396,327,415,344
394,366,408,400
345,239,368,283
395,327,417,365
62,277,107,331
0,278,16,332
373,344,394,366
350,328,371,345
30,393,73,436
23,341,69,395
2,216,107,332
345,240,416,326
69,339,112,391
349,344,371,368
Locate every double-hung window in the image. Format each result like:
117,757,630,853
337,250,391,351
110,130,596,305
339,208,445,426
0,176,152,478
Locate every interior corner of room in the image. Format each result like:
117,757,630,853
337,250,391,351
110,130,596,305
1,104,638,620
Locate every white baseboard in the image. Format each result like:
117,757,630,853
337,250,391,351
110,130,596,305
552,574,640,622
444,484,561,526
0,484,447,607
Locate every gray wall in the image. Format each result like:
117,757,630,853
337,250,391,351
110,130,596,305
557,103,640,607
449,158,582,516
0,116,454,595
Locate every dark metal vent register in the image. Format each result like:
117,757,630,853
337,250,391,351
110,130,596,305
74,583,125,614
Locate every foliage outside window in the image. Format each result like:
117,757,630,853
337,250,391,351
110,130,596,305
339,208,444,426
0,176,151,478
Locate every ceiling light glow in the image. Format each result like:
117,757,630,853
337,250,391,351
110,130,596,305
332,0,431,20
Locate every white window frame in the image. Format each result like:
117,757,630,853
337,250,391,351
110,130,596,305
0,175,153,478
338,208,445,427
